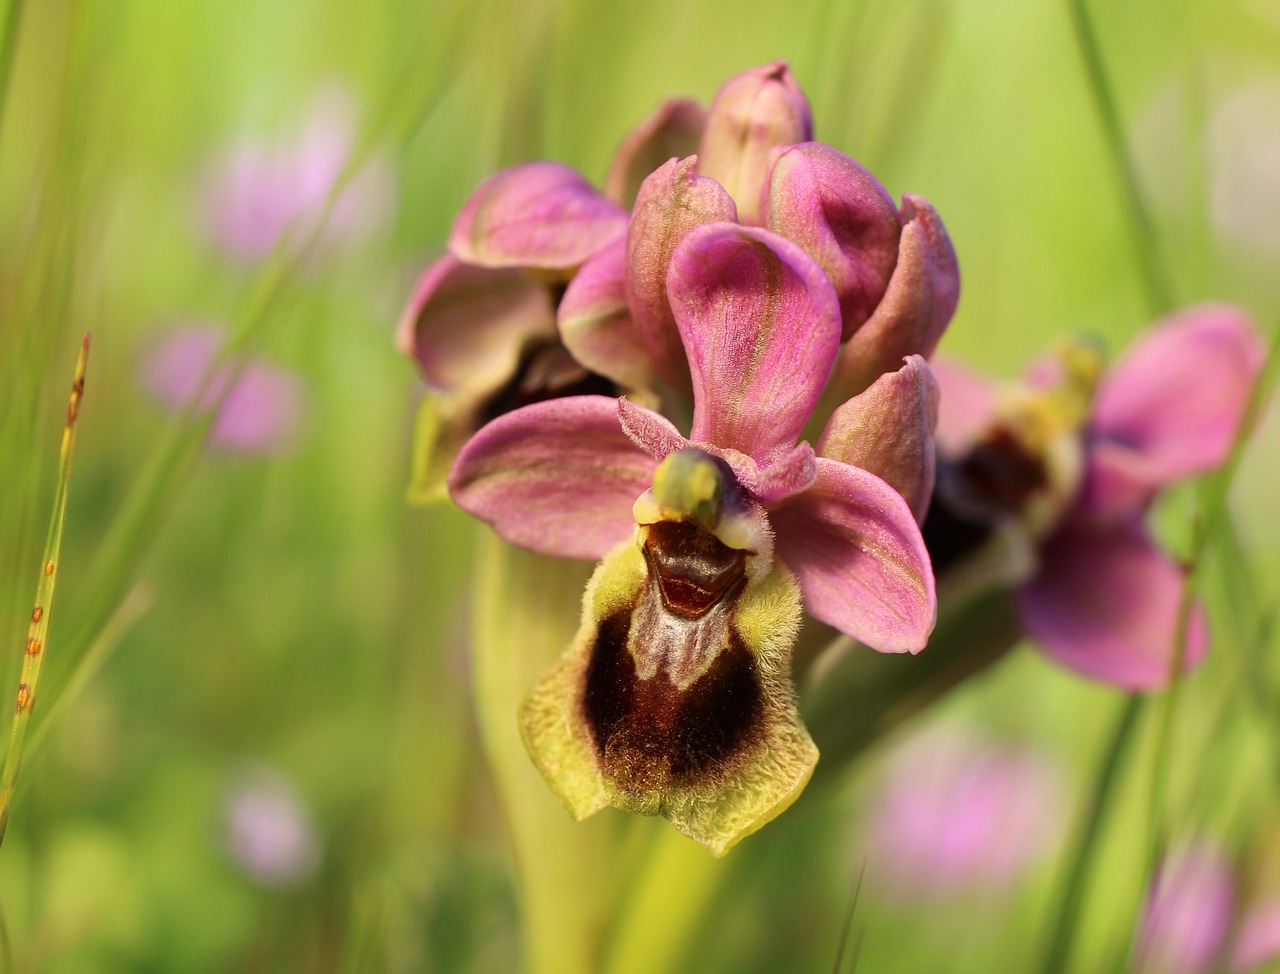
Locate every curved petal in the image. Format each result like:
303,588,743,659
618,395,688,460
1083,304,1265,518
396,255,556,394
605,98,707,208
825,194,960,401
558,239,659,390
449,161,627,270
929,357,999,456
818,355,939,522
762,143,902,339
772,458,936,654
626,156,738,389
668,222,841,463
448,397,654,560
1017,519,1208,689
697,61,813,225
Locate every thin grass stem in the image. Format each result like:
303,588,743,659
1063,0,1172,316
0,334,88,849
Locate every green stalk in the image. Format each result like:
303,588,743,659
0,334,88,849
470,532,633,974
1038,694,1145,974
1063,0,1172,316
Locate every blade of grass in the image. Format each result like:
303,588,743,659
0,333,88,850
832,860,866,974
1062,0,1171,315
1039,693,1145,974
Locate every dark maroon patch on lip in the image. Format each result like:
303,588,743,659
478,338,617,425
581,607,765,795
642,519,747,620
952,424,1049,514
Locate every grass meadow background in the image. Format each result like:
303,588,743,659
1,0,1278,971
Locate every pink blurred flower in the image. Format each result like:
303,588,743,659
199,86,393,261
224,765,321,888
1233,894,1280,972
1137,840,1237,974
864,725,1064,897
142,326,302,453
928,306,1264,689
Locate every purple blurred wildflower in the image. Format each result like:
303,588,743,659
224,765,321,888
142,326,302,453
864,725,1064,897
199,86,392,262
927,306,1264,689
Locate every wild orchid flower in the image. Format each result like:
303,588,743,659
402,61,960,500
446,222,937,854
397,162,631,500
925,305,1264,689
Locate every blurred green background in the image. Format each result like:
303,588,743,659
1,0,1277,971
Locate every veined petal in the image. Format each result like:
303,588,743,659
772,458,936,654
558,239,659,390
697,61,813,225
396,255,555,394
626,156,738,389
1082,304,1265,518
449,161,627,270
1017,519,1208,690
929,357,999,456
669,223,841,462
825,194,960,402
448,396,654,560
605,98,707,208
762,143,902,339
818,355,939,522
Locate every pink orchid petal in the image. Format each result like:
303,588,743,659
557,239,657,390
1082,304,1265,518
697,61,813,225
604,98,707,208
396,255,556,394
448,161,627,270
772,458,936,654
668,222,840,462
818,355,939,522
762,143,902,339
626,156,738,388
826,194,960,401
618,396,688,460
1018,519,1208,689
448,397,655,560
929,357,999,456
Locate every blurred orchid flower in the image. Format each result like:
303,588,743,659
142,326,303,453
223,764,321,888
199,86,393,262
926,305,1264,689
448,223,936,854
864,724,1064,898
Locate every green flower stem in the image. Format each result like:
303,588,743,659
0,335,88,849
1063,0,1171,316
804,587,1021,787
471,531,633,974
603,821,730,974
